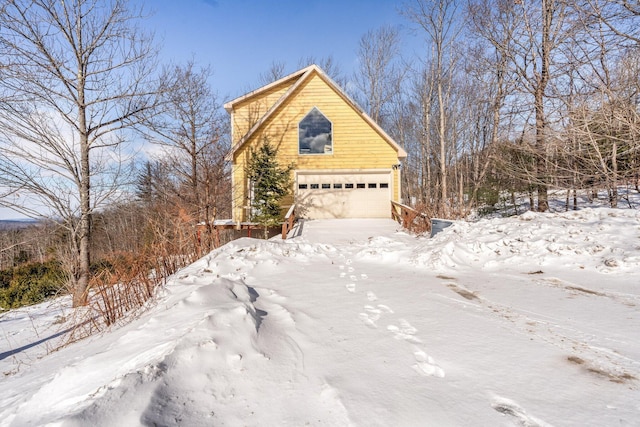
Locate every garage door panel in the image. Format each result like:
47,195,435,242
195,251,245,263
296,172,391,219
296,190,350,218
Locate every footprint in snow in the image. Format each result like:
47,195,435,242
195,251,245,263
361,273,368,279
359,304,387,328
346,283,356,293
365,294,394,313
346,259,352,265
399,319,417,334
339,272,346,278
378,304,394,313
358,312,377,329
387,320,422,344
491,396,548,426
363,305,382,321
412,348,445,378
350,275,358,281
348,267,355,273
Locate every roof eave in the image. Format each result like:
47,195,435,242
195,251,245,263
223,64,317,112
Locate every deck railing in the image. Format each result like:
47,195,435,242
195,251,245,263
281,204,296,239
391,201,431,234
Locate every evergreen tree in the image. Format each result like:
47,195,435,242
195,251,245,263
246,140,294,236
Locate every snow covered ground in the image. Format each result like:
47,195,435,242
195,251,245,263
1,207,639,426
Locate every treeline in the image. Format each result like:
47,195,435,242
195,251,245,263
350,0,640,218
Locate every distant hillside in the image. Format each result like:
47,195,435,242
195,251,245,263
0,219,39,230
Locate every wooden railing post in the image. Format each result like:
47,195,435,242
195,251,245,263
282,204,296,239
391,201,431,234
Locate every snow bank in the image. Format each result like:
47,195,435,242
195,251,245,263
410,208,640,274
1,209,639,426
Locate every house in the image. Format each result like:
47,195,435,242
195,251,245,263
224,64,407,222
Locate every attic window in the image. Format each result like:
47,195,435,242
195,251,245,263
299,107,332,155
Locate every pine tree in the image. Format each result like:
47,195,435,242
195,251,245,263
246,140,294,237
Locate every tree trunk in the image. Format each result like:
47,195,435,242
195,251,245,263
75,44,91,307
422,104,432,206
438,80,448,216
534,0,553,212
610,140,618,207
191,121,200,223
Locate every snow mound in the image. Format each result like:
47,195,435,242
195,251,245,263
410,208,640,274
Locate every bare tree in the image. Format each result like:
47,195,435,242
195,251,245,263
564,44,640,207
297,55,347,87
532,0,560,211
465,0,527,208
258,60,288,86
354,25,406,125
404,0,464,216
468,0,519,148
466,0,579,211
410,65,437,207
145,61,228,229
571,0,640,205
0,0,161,307
581,0,640,45
257,56,346,88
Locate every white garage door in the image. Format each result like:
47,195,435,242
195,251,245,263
295,171,391,219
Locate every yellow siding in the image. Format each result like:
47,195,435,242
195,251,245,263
231,71,402,222
231,151,248,222
231,80,296,146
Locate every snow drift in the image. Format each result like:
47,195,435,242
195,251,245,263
1,209,639,426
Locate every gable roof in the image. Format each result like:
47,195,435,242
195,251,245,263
224,64,407,159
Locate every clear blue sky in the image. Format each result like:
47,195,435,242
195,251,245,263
145,0,418,100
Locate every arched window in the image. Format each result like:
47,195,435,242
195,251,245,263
299,107,332,154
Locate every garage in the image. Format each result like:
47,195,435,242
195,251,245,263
295,171,392,219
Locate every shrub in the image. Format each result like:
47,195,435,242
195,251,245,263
0,260,67,310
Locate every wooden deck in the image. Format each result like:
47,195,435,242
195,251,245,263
207,204,298,242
